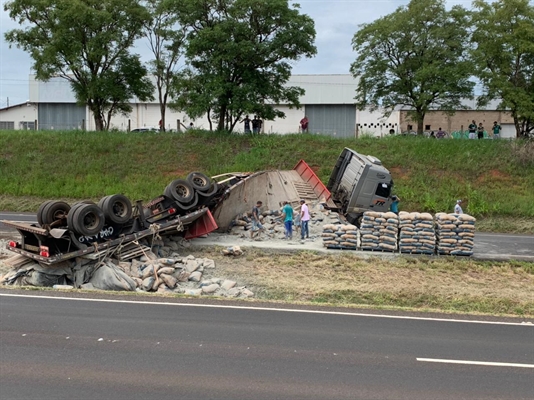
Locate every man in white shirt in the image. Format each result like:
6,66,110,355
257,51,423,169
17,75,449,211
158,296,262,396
299,199,311,239
454,199,463,214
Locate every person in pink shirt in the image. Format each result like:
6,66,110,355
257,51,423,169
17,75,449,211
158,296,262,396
299,199,310,239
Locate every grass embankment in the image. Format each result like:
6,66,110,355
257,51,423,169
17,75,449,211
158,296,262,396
0,129,532,232
189,247,534,317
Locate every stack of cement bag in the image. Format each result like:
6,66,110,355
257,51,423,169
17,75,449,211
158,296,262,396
435,213,476,256
322,224,359,250
398,212,436,254
360,211,399,252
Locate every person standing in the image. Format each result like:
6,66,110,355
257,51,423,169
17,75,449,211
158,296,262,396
389,195,400,215
299,199,310,239
468,120,477,139
242,115,251,134
250,201,264,238
252,116,260,134
454,199,463,214
492,121,501,139
282,201,294,240
300,116,309,133
477,122,484,139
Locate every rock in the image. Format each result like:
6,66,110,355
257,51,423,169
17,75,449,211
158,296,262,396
167,241,179,251
227,288,241,297
189,271,202,282
158,258,175,266
160,273,177,289
118,262,131,272
203,259,216,269
53,284,74,290
184,255,196,261
142,277,155,291
241,288,254,298
80,283,95,290
202,284,219,294
184,288,202,296
157,267,175,276
156,285,172,294
221,280,236,290
152,277,162,291
185,260,198,273
174,270,190,282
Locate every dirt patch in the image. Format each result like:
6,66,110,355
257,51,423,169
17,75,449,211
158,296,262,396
389,166,410,180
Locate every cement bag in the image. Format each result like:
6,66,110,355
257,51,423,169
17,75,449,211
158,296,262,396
89,261,136,291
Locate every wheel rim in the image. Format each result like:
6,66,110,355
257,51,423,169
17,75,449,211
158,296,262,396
82,212,99,230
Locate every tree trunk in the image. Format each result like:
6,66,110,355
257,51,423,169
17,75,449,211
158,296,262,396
217,104,226,131
416,110,426,135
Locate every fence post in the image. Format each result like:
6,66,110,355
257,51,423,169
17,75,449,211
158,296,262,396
177,119,181,132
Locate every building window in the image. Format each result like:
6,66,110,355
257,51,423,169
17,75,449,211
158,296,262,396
20,121,35,130
425,125,431,130
0,121,15,130
407,125,413,130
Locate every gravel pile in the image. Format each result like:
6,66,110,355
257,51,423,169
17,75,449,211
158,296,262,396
399,212,436,254
360,211,399,252
436,213,476,256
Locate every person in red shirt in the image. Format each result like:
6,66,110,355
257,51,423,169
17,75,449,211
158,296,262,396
300,116,309,133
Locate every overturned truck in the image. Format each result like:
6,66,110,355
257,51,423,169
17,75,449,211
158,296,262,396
2,148,394,264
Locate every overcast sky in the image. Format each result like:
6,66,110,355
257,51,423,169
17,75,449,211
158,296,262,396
0,0,474,108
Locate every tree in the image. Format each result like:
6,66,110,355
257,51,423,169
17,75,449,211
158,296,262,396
471,0,534,138
144,0,187,132
350,0,474,134
169,0,316,132
4,0,154,131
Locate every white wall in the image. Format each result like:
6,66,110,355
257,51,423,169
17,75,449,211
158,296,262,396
356,109,400,137
0,103,38,130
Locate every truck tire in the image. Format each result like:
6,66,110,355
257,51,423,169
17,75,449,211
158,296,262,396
176,192,199,212
37,200,54,227
197,182,219,206
186,172,212,193
67,203,105,237
98,194,132,224
40,201,71,226
164,179,194,204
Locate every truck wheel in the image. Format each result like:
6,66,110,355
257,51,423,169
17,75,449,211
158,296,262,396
186,172,212,193
176,192,198,212
197,181,219,198
41,201,71,226
98,194,132,224
37,200,54,227
68,203,105,237
164,179,194,204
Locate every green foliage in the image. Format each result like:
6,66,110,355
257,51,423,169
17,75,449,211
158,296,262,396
169,0,317,132
4,0,154,131
350,0,474,134
0,131,533,224
471,0,534,138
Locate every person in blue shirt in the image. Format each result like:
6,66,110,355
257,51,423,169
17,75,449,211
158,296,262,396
390,195,400,214
282,201,294,240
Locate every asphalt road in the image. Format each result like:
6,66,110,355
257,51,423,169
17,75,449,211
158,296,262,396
1,293,533,400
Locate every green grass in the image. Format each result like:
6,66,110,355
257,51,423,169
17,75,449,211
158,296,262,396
1,130,533,227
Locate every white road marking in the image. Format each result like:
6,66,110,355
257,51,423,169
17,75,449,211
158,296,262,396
417,358,534,368
0,293,532,326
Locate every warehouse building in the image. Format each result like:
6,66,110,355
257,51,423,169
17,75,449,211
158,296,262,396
0,74,515,138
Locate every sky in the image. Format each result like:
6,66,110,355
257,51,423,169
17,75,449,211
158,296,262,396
0,0,474,108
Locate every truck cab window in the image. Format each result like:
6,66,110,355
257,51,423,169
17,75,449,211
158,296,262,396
375,183,391,198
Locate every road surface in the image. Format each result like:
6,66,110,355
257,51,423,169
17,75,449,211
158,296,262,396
1,292,533,400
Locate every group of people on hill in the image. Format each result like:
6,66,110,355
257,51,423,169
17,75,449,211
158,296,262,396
468,120,502,139
242,115,263,134
250,199,311,240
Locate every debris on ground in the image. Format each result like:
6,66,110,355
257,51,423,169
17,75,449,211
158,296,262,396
0,237,254,298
